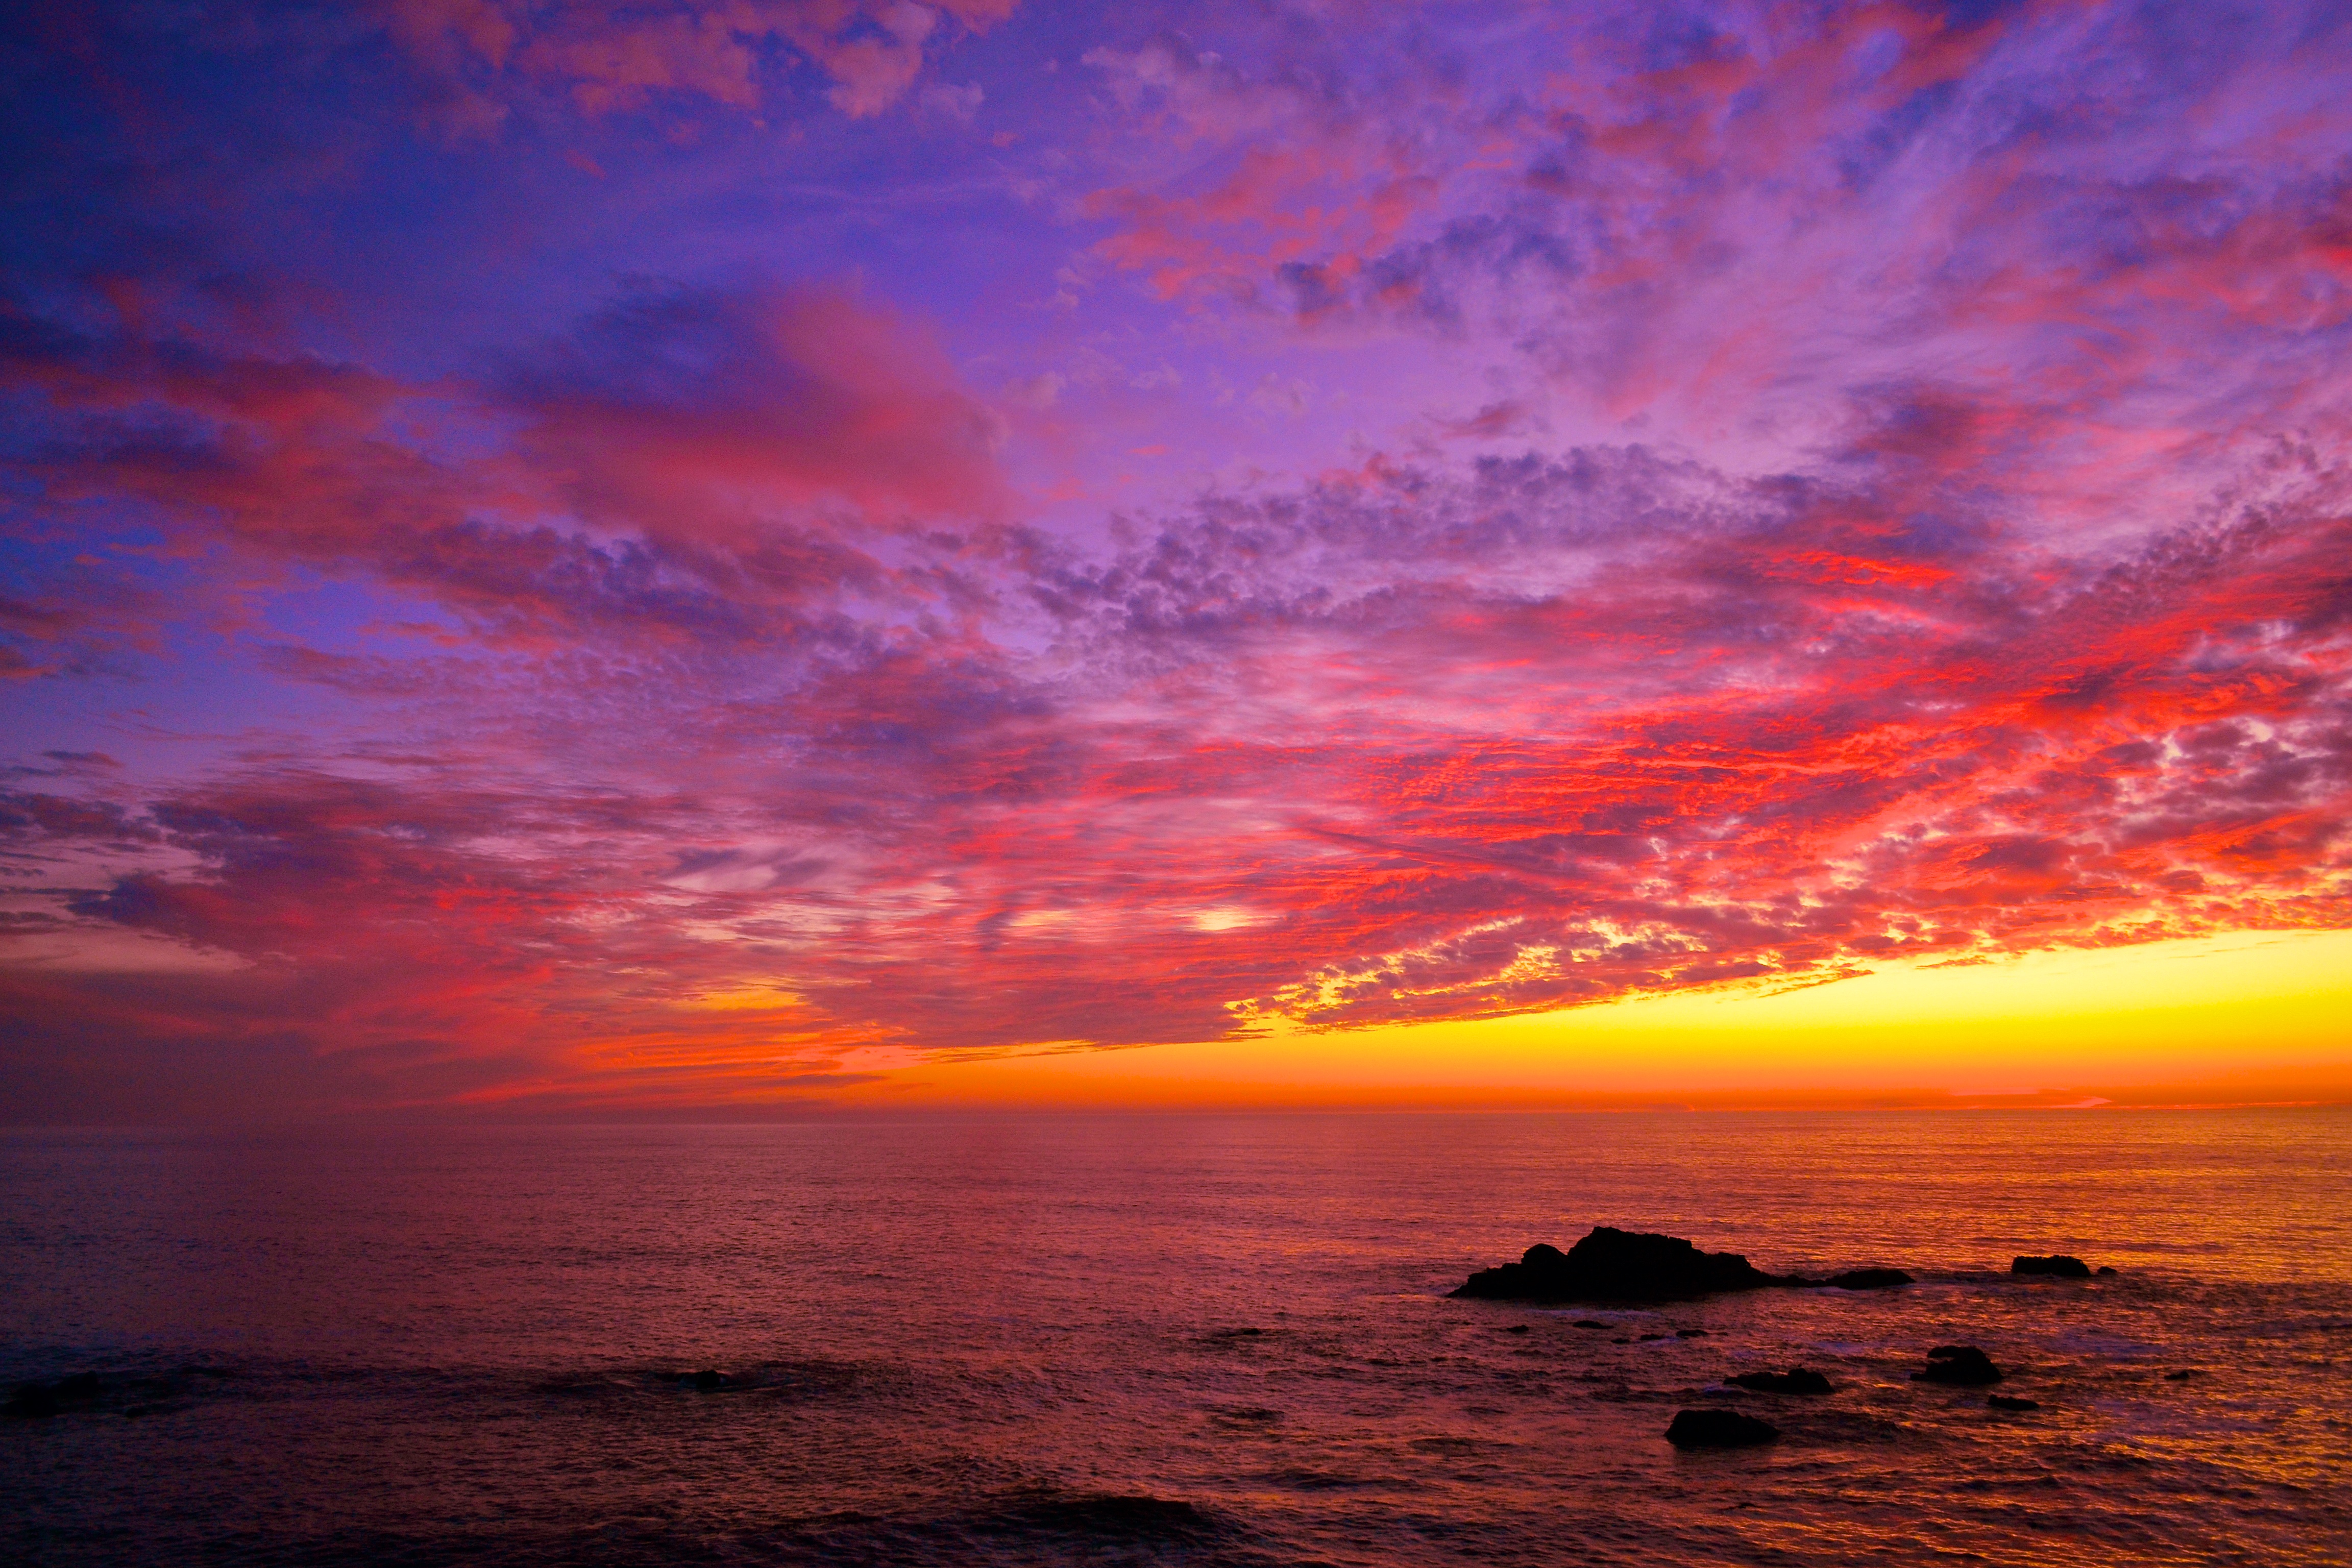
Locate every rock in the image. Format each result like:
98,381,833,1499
4,1385,62,1419
4,1373,102,1419
1451,1228,1792,1302
1665,1409,1780,1449
1504,1325,1529,1334
1825,1268,1914,1290
1676,1329,1708,1338
2012,1255,2092,1279
2096,1265,2118,1276
688,1369,726,1391
1572,1320,1607,1330
1639,1332,1669,1342
1987,1394,2039,1411
1913,1345,2002,1386
2164,1368,2197,1381
1728,1368,1833,1394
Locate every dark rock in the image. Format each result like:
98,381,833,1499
1573,1320,1607,1330
1676,1328,1708,1338
2096,1265,2118,1276
5,1373,102,1419
1825,1268,1914,1289
4,1385,63,1419
1639,1333,1670,1342
2012,1255,2092,1279
1504,1324,1530,1334
2164,1368,2197,1381
688,1369,726,1391
1913,1344,2002,1386
1665,1409,1780,1449
1728,1368,1833,1394
1612,1336,1631,1344
1451,1228,1792,1302
979,1490,1214,1541
1987,1394,2040,1411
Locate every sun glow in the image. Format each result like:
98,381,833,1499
873,929,2352,1108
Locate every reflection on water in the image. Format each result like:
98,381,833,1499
4,1111,2347,1564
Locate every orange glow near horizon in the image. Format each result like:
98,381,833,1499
854,930,2352,1110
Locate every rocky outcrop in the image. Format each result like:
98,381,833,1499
1665,1409,1780,1448
1913,1345,2002,1386
1728,1368,1833,1394
2012,1255,2092,1278
4,1372,102,1419
1987,1394,2039,1411
1451,1228,1792,1302
1824,1268,1913,1289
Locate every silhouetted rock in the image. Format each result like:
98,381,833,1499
1639,1332,1669,1341
1913,1345,2002,1386
4,1373,102,1418
1504,1324,1529,1334
4,1385,61,1419
2164,1368,2198,1381
2096,1265,2118,1276
2012,1255,2092,1278
1451,1228,1791,1302
688,1369,726,1391
1572,1320,1607,1330
1825,1268,1914,1289
1665,1409,1779,1448
1988,1394,2039,1411
1676,1328,1708,1338
1728,1368,1833,1394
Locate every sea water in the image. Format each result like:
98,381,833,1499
3,1111,2347,1564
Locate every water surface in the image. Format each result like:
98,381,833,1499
4,1111,2347,1564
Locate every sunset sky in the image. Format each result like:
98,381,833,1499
4,0,2349,1119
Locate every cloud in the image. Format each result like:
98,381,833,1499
0,280,1013,649
379,0,1019,128
10,429,2348,1117
4,0,2350,1117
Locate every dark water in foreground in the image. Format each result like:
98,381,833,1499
3,1112,2348,1565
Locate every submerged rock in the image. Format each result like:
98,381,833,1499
2012,1255,2092,1279
4,1373,103,1419
1451,1228,1791,1302
4,1385,61,1419
687,1369,727,1391
1913,1345,2003,1386
1728,1368,1833,1394
1665,1409,1780,1448
1988,1394,2040,1411
1825,1267,1914,1290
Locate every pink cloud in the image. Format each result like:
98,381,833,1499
380,0,1019,126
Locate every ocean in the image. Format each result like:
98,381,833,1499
3,1111,2347,1565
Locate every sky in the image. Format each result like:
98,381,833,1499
3,0,2349,1121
